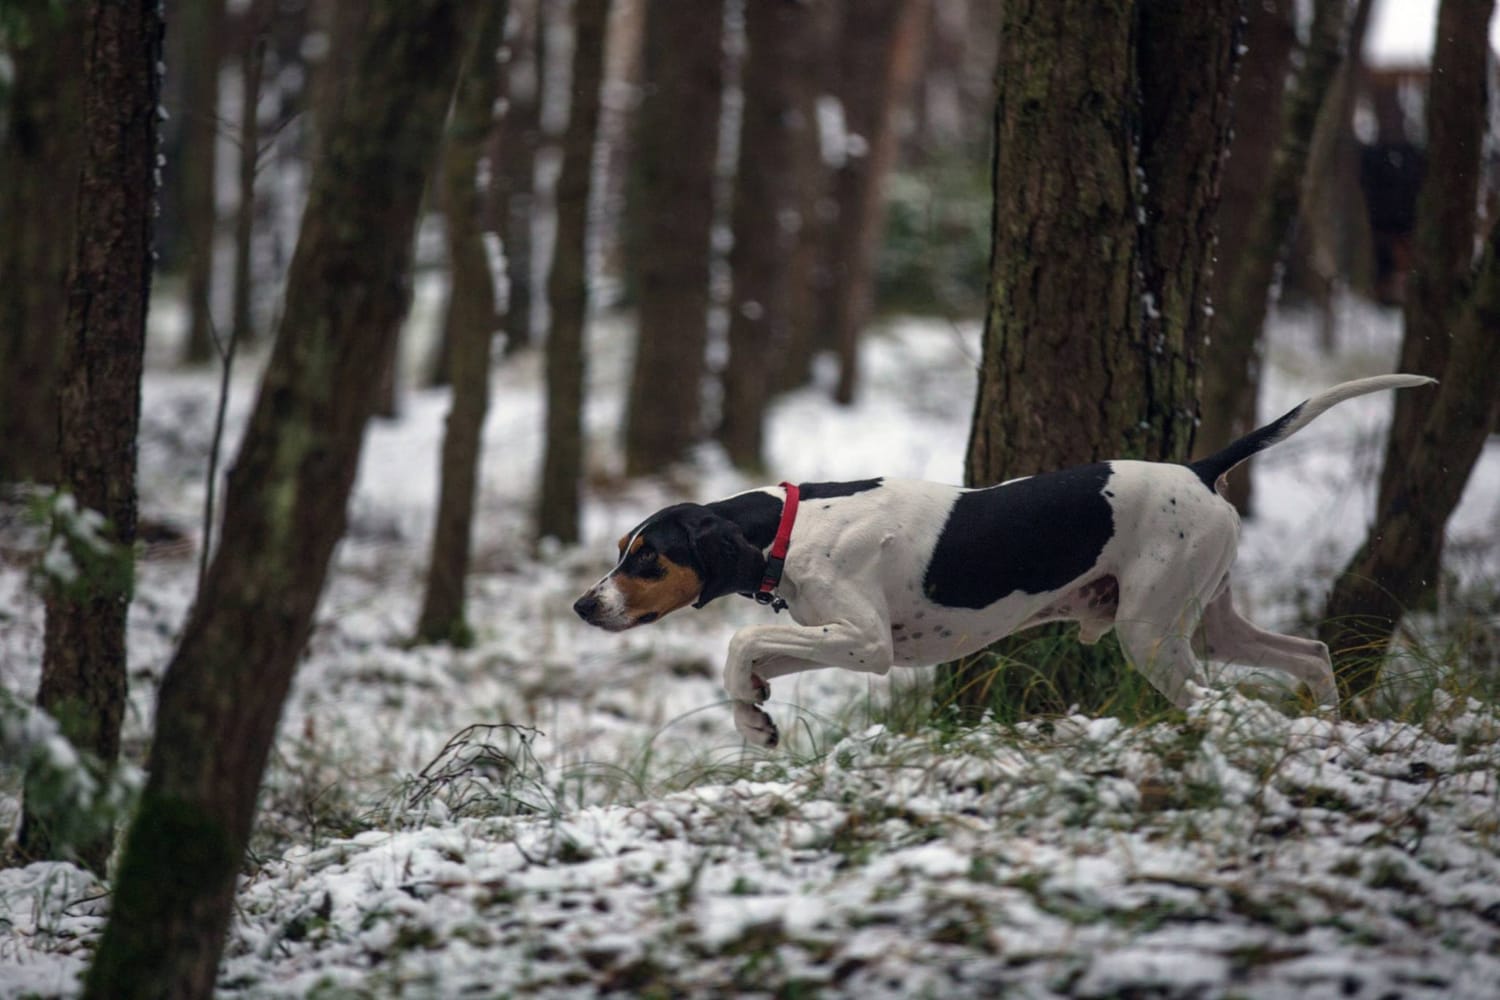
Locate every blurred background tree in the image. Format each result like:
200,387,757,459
11,0,162,874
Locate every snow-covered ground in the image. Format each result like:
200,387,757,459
2,295,1498,997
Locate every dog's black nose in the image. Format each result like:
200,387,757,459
573,593,599,620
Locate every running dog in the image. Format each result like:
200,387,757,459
574,375,1433,746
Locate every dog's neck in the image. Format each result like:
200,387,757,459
706,487,785,551
705,488,788,599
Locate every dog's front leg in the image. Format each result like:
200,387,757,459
724,619,892,747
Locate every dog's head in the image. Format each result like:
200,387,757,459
573,504,763,631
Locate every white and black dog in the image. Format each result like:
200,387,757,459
574,375,1433,746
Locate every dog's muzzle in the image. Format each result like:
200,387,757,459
573,582,638,631
573,592,601,621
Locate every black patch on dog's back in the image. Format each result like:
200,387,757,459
923,464,1115,609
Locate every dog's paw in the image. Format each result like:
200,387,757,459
750,673,770,704
733,701,780,748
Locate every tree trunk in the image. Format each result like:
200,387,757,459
718,0,821,471
1204,0,1349,513
495,0,546,356
179,0,225,365
1372,0,1494,610
415,0,508,644
1321,218,1500,705
316,0,404,421
829,0,929,406
1320,0,1498,706
230,0,270,347
1193,0,1295,515
0,1,83,486
945,0,1238,719
537,0,611,544
432,23,510,391
83,3,476,996
1300,0,1377,348
11,0,162,874
1133,1,1237,462
622,0,724,475
777,0,839,394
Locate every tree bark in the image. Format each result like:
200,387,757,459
1321,218,1500,704
622,0,724,475
179,0,225,365
0,1,83,486
1203,0,1349,513
1372,0,1494,608
495,0,546,356
1193,0,1295,514
1320,0,1498,706
230,0,270,347
537,0,611,544
718,0,821,471
946,0,1238,718
1300,0,1377,348
777,0,840,394
829,0,929,406
1133,0,1237,463
415,0,509,644
12,0,162,874
82,3,477,996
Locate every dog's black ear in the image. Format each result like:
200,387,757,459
688,512,763,608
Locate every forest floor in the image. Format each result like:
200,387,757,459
2,298,1498,998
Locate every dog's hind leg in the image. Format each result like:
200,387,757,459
1111,561,1228,709
1198,586,1338,709
1113,620,1205,709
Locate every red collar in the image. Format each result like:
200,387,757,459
755,482,799,609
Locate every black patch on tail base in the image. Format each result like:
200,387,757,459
922,464,1115,610
1187,401,1304,492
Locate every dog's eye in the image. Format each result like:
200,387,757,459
627,548,665,579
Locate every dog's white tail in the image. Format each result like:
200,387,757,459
1189,374,1437,489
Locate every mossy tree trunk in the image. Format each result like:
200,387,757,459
1199,0,1349,512
943,0,1239,720
536,0,611,544
718,0,822,471
415,0,509,645
622,0,724,475
82,3,477,996
1370,0,1494,610
0,1,83,486
12,0,162,874
1320,0,1498,707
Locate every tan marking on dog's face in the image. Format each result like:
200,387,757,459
610,555,702,622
